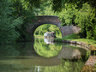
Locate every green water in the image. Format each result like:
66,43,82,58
0,38,89,72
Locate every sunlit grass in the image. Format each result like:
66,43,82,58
63,34,96,46
55,34,96,47
54,34,80,42
72,39,96,46
62,34,80,40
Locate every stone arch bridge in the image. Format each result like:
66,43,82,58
26,16,80,41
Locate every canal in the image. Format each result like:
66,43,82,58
0,38,90,72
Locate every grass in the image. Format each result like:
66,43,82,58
63,34,96,46
72,39,96,46
62,34,80,40
55,34,96,47
54,34,79,42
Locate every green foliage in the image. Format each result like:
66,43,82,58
52,0,96,11
34,38,62,57
93,25,96,40
11,0,42,41
39,1,96,41
58,4,78,26
52,0,63,11
0,0,23,44
75,3,96,39
38,0,56,15
0,0,96,43
34,24,62,38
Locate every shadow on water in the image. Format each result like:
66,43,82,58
0,38,90,72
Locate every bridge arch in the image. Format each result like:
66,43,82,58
26,16,62,41
26,16,80,41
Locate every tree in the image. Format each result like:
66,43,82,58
0,0,23,44
52,0,96,11
75,3,96,39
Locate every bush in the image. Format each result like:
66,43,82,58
0,0,23,44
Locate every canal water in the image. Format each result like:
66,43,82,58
0,38,90,72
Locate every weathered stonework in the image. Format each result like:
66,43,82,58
26,16,81,41
60,25,81,36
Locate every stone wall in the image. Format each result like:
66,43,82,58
60,25,81,36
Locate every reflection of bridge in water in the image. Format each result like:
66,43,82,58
15,41,88,66
2,42,88,66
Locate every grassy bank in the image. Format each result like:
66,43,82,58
55,34,96,47
72,39,96,47
35,34,96,48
